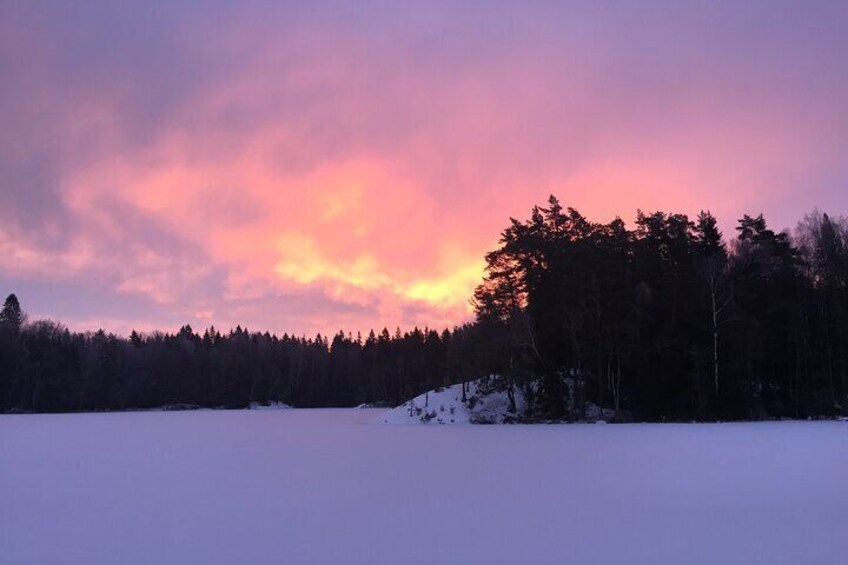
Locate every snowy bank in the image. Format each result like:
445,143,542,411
379,377,614,424
379,381,522,424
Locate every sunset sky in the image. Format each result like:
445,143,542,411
2,1,847,337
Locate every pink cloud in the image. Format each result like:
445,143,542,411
2,2,847,336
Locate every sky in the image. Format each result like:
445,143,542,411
2,1,847,337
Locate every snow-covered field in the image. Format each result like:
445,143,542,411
1,410,846,565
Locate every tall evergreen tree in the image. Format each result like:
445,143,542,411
0,294,25,331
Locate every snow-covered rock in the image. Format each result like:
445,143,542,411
247,401,293,410
380,379,528,424
381,376,618,424
584,401,616,422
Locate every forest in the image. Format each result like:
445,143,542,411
1,197,846,421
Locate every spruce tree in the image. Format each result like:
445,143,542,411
0,294,25,331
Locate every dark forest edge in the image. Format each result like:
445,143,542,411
1,197,847,421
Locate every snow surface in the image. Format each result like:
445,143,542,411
1,410,847,564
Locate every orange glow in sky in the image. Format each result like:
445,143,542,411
1,2,847,336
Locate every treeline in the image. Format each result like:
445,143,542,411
0,302,496,412
1,197,847,420
0,304,489,412
474,197,848,420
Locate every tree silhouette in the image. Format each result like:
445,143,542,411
0,294,25,331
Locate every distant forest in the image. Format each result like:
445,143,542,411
2,196,847,421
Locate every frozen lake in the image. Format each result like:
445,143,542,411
1,409,846,564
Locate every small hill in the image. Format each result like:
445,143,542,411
379,381,523,424
380,377,616,424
